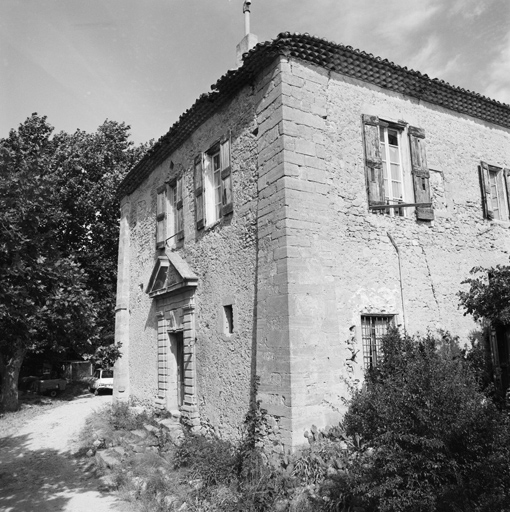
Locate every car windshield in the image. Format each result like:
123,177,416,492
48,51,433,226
93,370,100,378
102,370,113,378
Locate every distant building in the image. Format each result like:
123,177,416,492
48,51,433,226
114,32,510,449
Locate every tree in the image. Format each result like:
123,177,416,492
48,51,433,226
0,114,150,411
458,263,510,326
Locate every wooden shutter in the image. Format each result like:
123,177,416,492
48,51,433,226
220,133,233,216
194,155,205,229
156,185,166,247
362,115,384,207
176,177,184,240
409,126,434,220
504,168,510,218
480,161,493,220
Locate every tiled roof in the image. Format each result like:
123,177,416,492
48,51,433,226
119,32,510,197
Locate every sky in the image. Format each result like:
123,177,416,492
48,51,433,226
1,0,509,145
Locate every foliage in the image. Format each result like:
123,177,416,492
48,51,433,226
342,329,510,512
110,402,150,431
458,263,510,326
0,113,150,410
174,431,239,487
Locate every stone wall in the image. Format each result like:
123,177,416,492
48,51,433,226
272,58,510,446
116,73,262,439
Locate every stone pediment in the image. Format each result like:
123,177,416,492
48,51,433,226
146,251,198,298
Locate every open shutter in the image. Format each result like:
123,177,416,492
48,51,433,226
480,161,493,220
156,185,166,247
176,177,184,240
409,126,434,220
220,133,233,216
504,168,510,217
362,115,384,207
194,155,205,229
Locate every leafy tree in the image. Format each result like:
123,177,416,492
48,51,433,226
458,263,510,326
0,114,149,411
343,329,510,512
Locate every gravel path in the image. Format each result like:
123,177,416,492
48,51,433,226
0,394,132,512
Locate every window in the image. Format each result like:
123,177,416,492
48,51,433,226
194,133,233,229
480,161,510,221
157,177,184,248
223,305,234,335
362,114,434,220
379,125,405,216
361,315,395,369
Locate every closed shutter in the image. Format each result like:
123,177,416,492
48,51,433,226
194,155,205,229
220,133,233,216
156,185,166,247
409,126,434,220
362,115,384,207
480,161,493,220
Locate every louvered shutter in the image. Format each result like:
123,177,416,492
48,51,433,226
156,185,166,247
362,115,384,207
504,168,510,217
220,133,233,216
194,155,205,229
480,161,493,220
409,126,434,220
176,177,184,240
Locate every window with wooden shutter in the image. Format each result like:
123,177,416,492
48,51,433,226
194,155,205,230
480,161,510,221
220,133,233,216
363,114,385,208
408,126,434,221
156,185,166,248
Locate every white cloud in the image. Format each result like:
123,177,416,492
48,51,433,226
448,0,494,19
484,32,510,104
406,35,460,80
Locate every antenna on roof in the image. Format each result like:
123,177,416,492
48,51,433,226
236,0,258,68
243,0,251,36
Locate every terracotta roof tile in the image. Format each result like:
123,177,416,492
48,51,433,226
120,32,510,197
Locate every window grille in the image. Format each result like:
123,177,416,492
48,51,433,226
361,315,394,369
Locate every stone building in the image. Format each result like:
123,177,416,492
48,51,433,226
114,32,510,449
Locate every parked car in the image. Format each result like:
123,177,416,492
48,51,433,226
89,369,114,395
33,377,67,398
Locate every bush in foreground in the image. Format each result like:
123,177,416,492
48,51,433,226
343,329,510,512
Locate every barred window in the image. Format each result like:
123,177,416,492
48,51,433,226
361,315,394,369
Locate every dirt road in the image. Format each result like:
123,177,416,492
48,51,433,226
0,394,132,512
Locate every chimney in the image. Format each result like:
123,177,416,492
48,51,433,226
236,0,258,68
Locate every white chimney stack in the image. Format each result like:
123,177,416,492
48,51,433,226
236,0,258,68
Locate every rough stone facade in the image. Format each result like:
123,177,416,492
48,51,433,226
115,37,510,450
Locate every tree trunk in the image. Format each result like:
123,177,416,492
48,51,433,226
0,348,26,412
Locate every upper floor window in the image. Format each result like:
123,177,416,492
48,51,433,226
362,114,434,221
480,161,510,221
194,133,233,230
156,176,184,249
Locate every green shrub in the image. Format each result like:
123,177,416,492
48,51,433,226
110,401,149,431
174,431,239,487
342,329,510,512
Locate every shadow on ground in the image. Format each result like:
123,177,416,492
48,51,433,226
0,432,111,512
